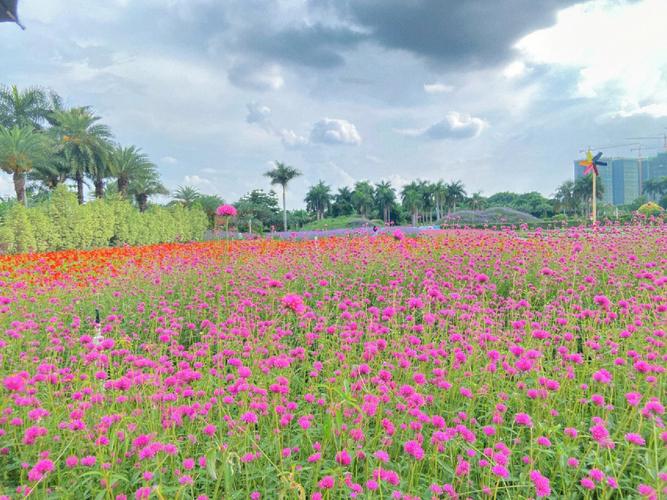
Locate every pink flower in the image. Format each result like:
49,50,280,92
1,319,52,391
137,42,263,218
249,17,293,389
282,294,306,315
530,470,551,498
491,464,509,478
581,478,595,490
392,229,404,241
404,440,424,460
335,449,351,466
319,476,335,490
514,413,533,427
216,204,237,217
625,433,646,446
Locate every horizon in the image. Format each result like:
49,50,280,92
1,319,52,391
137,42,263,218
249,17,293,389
2,0,667,208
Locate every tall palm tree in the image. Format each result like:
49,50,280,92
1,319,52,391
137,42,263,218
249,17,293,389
643,176,667,201
129,167,169,212
432,180,447,221
374,180,396,223
445,180,467,213
351,180,375,219
554,180,576,215
0,85,49,129
418,180,435,223
0,126,50,204
332,186,355,216
401,182,423,226
264,161,302,231
108,145,155,198
50,107,113,203
173,185,202,208
304,180,332,220
27,152,70,190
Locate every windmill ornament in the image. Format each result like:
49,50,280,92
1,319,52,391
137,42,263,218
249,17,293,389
579,150,606,223
0,0,25,30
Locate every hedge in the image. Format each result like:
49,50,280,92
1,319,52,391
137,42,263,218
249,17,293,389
0,186,208,254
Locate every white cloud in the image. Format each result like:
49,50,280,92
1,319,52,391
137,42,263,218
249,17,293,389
398,112,487,140
160,156,178,165
280,129,309,149
502,61,527,79
228,62,284,91
245,102,272,127
515,0,667,116
424,82,454,94
310,118,362,145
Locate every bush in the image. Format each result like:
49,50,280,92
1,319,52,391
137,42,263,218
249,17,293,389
0,186,209,254
637,201,664,217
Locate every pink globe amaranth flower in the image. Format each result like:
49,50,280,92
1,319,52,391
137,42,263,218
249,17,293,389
514,413,533,427
529,470,551,498
3,374,25,392
404,440,424,460
637,484,657,499
392,229,404,241
625,433,646,446
282,294,306,315
581,478,596,490
216,204,237,217
335,449,351,466
319,475,335,489
491,464,509,478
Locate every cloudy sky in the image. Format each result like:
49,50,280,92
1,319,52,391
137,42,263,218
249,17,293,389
2,0,666,206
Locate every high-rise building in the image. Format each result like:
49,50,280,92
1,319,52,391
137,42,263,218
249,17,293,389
573,151,667,205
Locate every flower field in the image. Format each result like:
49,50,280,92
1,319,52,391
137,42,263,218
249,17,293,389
0,226,665,499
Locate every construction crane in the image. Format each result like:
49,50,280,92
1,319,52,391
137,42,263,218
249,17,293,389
626,130,667,152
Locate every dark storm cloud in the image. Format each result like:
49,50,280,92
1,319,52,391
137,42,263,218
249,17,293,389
311,0,583,67
239,23,367,69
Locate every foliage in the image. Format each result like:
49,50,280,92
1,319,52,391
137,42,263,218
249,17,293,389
637,201,664,217
0,185,207,253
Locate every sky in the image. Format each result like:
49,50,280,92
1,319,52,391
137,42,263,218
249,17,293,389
1,0,666,207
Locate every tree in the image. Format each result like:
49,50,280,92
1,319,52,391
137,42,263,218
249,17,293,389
304,180,332,220
445,180,467,213
264,161,301,231
173,185,201,208
27,152,70,191
0,126,50,204
468,192,487,211
418,180,435,223
108,145,155,198
643,176,667,201
331,186,355,216
129,167,168,212
401,182,423,226
374,180,396,223
554,180,576,215
0,85,50,129
432,180,447,221
50,106,113,203
235,189,281,232
196,194,225,228
351,180,375,218
573,175,604,217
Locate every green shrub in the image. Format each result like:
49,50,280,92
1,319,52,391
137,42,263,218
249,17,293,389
0,186,209,254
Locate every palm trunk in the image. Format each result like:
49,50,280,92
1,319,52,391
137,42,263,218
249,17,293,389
435,198,441,221
118,176,129,198
282,185,287,231
94,178,104,198
137,193,148,212
13,171,26,205
76,170,85,205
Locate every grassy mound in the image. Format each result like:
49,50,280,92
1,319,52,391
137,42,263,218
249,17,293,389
439,207,539,225
301,216,383,230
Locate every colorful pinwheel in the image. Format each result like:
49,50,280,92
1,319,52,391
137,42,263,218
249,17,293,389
579,150,607,176
0,0,24,30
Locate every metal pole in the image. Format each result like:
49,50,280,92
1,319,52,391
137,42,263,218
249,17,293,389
592,174,597,224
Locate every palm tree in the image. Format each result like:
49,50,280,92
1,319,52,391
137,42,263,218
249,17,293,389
418,180,436,223
264,161,302,231
50,107,113,203
332,186,355,216
0,85,50,129
574,175,604,217
469,192,487,211
27,152,70,190
129,167,169,212
643,176,667,201
401,182,423,226
432,180,447,221
0,126,50,204
351,180,375,218
445,180,467,213
374,180,396,223
304,180,332,220
554,180,576,215
108,145,155,198
173,185,202,208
